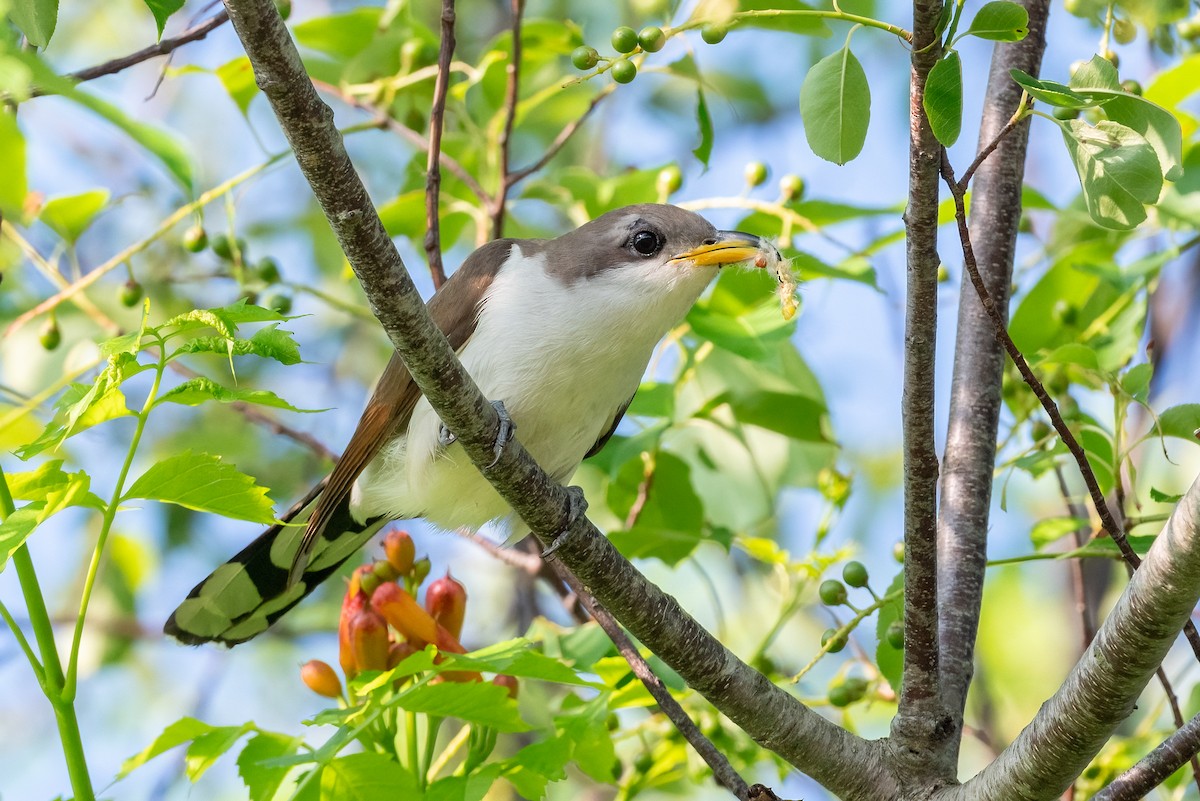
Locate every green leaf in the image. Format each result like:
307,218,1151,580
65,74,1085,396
442,639,597,686
120,717,215,777
39,190,110,243
1151,487,1184,504
607,452,707,565
963,1,1030,41
123,451,275,523
141,0,185,38
155,377,321,413
1090,93,1185,182
692,86,714,168
0,505,43,571
1120,362,1153,404
1068,54,1121,92
394,680,529,732
1158,404,1200,441
185,724,253,781
171,325,303,366
61,89,194,192
1010,69,1096,109
1059,118,1162,230
800,45,870,165
215,56,259,116
321,753,420,800
924,52,963,147
875,570,904,694
9,0,59,47
1031,516,1088,549
237,733,302,801
165,300,292,337
0,111,28,219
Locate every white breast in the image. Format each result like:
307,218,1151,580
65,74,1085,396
350,247,716,530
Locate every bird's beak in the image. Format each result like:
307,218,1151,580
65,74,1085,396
668,230,771,268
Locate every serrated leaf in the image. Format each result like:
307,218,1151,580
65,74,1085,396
0,111,28,219
0,505,43,571
1059,118,1162,230
141,0,185,37
123,451,274,523
693,86,714,168
800,45,870,165
322,754,420,800
62,88,193,193
155,377,321,413
925,52,963,146
237,733,302,801
171,325,303,365
1158,404,1200,441
9,0,59,47
165,301,292,338
185,724,253,781
15,362,139,460
964,1,1029,41
1151,487,1184,504
393,680,529,732
39,189,110,243
120,717,215,777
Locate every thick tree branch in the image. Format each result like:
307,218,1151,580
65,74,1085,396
423,0,456,289
218,0,887,796
939,472,1200,801
893,0,946,774
936,0,1050,764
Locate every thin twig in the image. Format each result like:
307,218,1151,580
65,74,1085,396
956,102,1026,193
1155,666,1200,795
940,150,1200,664
423,0,456,289
1055,465,1096,649
31,10,230,97
551,562,751,801
506,85,612,186
490,0,524,239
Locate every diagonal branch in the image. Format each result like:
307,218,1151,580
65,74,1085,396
217,1,889,797
423,0,456,289
936,0,1050,766
490,0,524,239
1093,705,1200,801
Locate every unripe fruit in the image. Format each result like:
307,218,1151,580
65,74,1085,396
842,561,869,589
1052,106,1080,121
1031,420,1052,441
821,628,847,653
744,161,768,187
611,60,637,84
893,541,905,563
818,579,848,606
638,26,666,52
492,674,520,699
300,659,343,698
701,22,727,44
120,279,144,307
843,677,869,699
412,556,432,586
425,571,467,639
349,606,390,672
611,26,639,53
780,173,805,201
264,292,293,315
886,620,905,649
372,559,399,582
656,165,682,196
1112,18,1135,44
358,569,381,597
39,319,61,351
211,233,246,261
937,264,950,283
828,685,852,707
1120,79,1142,96
256,256,281,284
1101,48,1119,69
571,46,599,70
384,529,416,576
182,225,208,253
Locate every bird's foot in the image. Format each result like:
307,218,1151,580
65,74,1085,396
541,486,589,560
437,400,516,469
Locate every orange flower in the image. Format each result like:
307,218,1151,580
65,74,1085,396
300,660,343,698
425,571,467,640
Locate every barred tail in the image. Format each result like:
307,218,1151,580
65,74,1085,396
164,487,386,646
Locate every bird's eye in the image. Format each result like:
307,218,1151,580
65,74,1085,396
631,230,662,257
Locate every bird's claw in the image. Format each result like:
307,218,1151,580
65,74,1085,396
437,425,457,447
541,486,589,560
438,400,515,468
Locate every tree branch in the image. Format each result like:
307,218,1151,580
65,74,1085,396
506,85,612,186
490,0,523,239
893,0,946,772
1093,707,1200,801
218,1,888,796
936,0,1050,766
423,0,456,289
940,472,1200,801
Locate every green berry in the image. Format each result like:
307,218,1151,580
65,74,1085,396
611,26,639,54
1179,18,1200,41
1031,420,1052,441
211,233,246,261
638,26,666,52
893,541,905,563
656,165,682,196
1053,300,1078,326
842,561,869,589
827,685,852,707
700,22,727,44
611,60,637,84
264,292,293,314
821,628,847,653
937,264,950,283
256,256,282,284
1101,49,1119,69
1052,106,1080,121
744,161,768,188
571,45,599,70
780,173,805,201
1112,18,1135,44
120,279,143,308
274,0,291,20
39,319,61,351
182,225,208,253
886,620,905,649
843,677,869,700
1120,79,1142,96
819,579,848,606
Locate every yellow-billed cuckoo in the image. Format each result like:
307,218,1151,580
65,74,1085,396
165,204,773,645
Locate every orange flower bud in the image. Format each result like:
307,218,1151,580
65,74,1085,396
425,571,467,640
300,660,343,698
338,588,367,678
492,674,519,699
349,605,390,673
372,582,468,655
383,529,416,575
388,640,418,668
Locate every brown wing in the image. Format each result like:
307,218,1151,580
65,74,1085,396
585,394,634,460
289,239,519,582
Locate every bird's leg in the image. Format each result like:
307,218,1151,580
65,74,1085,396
541,486,589,560
438,400,516,469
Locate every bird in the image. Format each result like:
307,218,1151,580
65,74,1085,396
165,204,772,646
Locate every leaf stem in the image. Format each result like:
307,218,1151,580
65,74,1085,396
729,9,912,43
63,340,167,701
